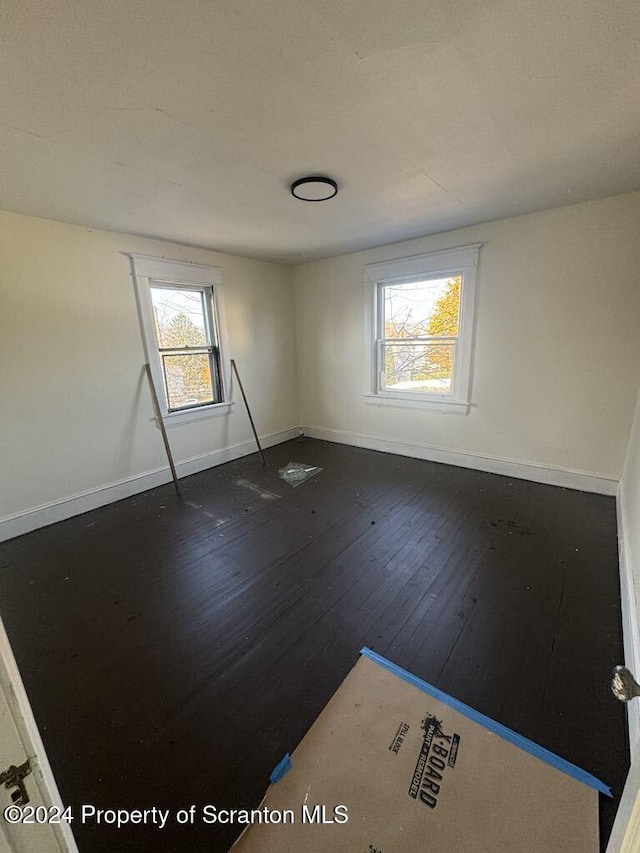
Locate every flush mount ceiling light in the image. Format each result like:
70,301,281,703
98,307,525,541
290,176,338,202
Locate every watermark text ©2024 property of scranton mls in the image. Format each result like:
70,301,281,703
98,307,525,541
2,803,350,830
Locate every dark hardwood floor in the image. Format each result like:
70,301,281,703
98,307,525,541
0,438,629,852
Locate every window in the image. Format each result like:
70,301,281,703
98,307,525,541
364,244,480,414
129,255,232,425
150,284,222,411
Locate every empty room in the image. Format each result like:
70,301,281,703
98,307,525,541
2,1,640,851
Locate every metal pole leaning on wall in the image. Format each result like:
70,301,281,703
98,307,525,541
231,359,266,466
143,363,181,496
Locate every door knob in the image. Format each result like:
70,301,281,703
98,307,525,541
611,665,640,702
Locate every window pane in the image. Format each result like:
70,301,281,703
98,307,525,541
381,341,455,394
162,353,214,409
151,286,209,348
383,276,460,338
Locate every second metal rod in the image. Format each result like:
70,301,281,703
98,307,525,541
144,363,181,496
231,358,265,466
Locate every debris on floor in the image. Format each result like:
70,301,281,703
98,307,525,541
278,461,322,488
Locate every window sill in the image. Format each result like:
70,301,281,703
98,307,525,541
363,394,469,415
163,401,235,427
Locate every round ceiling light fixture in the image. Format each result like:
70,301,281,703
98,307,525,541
290,176,338,202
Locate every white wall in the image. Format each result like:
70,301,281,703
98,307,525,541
3,192,640,539
293,192,640,487
0,211,298,536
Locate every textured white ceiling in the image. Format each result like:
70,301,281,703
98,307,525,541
1,0,639,263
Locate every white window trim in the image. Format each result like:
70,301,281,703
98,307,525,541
363,244,481,415
127,253,234,427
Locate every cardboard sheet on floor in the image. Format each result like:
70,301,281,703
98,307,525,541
231,648,605,853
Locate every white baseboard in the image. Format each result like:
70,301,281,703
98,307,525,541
302,425,619,496
0,427,299,542
617,483,640,760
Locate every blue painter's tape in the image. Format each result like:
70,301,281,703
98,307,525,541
360,647,611,797
270,753,292,784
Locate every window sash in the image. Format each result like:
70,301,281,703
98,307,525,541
376,277,463,397
377,339,458,397
377,335,459,345
160,349,223,411
149,280,223,412
150,281,217,341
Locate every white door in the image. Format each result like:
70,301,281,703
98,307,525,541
607,752,640,852
0,615,77,853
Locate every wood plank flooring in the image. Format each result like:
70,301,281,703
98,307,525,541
0,438,629,852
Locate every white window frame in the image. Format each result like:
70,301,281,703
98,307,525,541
364,244,480,415
128,254,233,427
